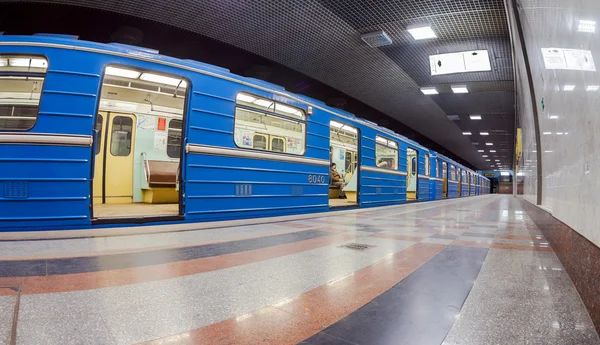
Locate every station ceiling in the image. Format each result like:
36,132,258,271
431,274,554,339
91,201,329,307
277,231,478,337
0,0,515,170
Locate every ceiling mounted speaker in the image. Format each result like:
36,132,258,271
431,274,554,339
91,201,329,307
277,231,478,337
361,30,392,48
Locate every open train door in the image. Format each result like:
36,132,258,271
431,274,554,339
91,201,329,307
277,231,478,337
90,65,187,221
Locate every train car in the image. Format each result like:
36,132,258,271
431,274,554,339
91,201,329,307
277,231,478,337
460,169,469,197
469,172,475,196
428,153,438,201
0,34,488,231
447,162,460,198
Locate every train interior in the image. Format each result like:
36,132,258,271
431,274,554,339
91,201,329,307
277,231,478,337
0,55,46,130
406,148,417,200
329,120,358,208
234,93,306,155
92,65,186,219
442,162,448,198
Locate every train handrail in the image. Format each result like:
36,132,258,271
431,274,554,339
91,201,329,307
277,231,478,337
141,152,150,184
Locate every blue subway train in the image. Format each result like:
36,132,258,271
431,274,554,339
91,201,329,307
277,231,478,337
0,34,489,231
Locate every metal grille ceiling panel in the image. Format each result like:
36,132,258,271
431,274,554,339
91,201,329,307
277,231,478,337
0,0,514,169
319,0,507,39
435,92,515,115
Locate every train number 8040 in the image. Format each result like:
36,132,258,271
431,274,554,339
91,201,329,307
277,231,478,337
308,175,327,184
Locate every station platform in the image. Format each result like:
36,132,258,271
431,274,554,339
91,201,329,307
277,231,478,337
0,195,598,345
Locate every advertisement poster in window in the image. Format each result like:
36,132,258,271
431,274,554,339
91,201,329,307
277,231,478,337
153,131,167,152
287,137,299,151
242,130,253,147
136,114,156,130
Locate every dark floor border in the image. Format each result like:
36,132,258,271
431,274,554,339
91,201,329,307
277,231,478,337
0,230,331,277
520,198,600,335
300,245,489,345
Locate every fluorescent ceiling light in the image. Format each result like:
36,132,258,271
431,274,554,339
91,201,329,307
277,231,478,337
276,104,303,117
543,132,552,135
486,159,491,161
420,87,438,95
489,150,496,153
254,99,274,108
430,50,491,76
485,143,493,146
470,115,482,120
563,84,575,91
105,66,141,79
495,159,500,162
578,20,596,33
556,132,564,135
478,150,484,152
451,85,469,93
9,58,47,68
463,132,472,135
330,121,343,128
586,85,599,91
140,73,186,87
482,155,488,157
545,150,553,153
0,58,7,67
236,94,256,103
342,125,357,133
549,115,558,119
407,24,437,40
480,132,489,135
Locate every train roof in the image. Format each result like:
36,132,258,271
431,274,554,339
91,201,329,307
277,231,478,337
0,33,485,176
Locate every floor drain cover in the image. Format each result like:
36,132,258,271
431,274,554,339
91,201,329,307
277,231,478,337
339,243,375,251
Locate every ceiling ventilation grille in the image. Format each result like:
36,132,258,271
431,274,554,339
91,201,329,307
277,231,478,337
361,30,393,48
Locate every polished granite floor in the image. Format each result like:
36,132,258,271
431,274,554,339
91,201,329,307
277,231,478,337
0,195,597,345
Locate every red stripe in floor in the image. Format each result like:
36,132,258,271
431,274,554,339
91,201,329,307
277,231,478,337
138,243,445,345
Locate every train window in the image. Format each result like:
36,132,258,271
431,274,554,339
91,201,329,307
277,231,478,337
110,116,133,156
234,93,306,155
94,115,103,155
424,155,430,176
167,119,182,158
252,134,268,150
271,136,285,153
375,136,398,170
0,55,47,131
450,165,456,180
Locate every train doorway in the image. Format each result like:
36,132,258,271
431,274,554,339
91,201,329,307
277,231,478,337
458,169,462,197
91,65,187,220
329,120,359,208
442,162,448,198
406,148,417,200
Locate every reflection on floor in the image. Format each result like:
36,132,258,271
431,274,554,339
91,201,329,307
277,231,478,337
2,196,598,345
94,203,179,218
328,198,357,208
